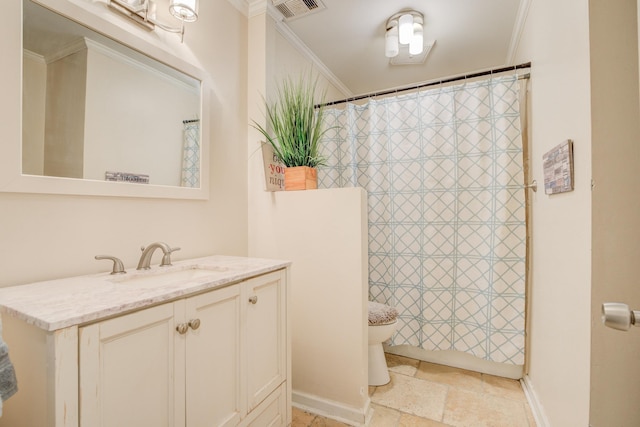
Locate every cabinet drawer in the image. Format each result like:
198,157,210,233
241,383,287,427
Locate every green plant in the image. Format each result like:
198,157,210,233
252,74,329,168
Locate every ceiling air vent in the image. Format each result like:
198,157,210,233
271,0,325,20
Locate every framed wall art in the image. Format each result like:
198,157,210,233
543,140,574,195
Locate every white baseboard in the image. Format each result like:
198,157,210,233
521,375,551,427
292,390,371,426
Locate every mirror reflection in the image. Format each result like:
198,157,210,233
22,1,201,188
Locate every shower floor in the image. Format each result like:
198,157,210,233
292,353,535,426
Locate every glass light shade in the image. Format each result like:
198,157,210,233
409,22,424,55
147,0,157,19
398,13,413,45
385,26,399,58
169,0,198,22
120,0,145,13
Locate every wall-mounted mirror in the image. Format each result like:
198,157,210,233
4,0,209,199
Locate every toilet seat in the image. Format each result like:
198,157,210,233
368,301,398,325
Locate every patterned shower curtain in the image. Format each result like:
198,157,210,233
318,75,526,365
181,119,200,188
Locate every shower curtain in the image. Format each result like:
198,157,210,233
181,120,200,188
318,75,526,365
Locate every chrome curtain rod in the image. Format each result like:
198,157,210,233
316,62,531,108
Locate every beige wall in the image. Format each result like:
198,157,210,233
514,0,593,425
246,9,365,422
270,23,345,104
248,11,347,258
0,0,248,287
270,188,369,424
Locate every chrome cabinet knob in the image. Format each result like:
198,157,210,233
188,319,201,330
248,295,258,304
176,323,189,335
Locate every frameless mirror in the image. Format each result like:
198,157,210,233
17,0,208,198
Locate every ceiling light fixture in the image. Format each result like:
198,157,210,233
108,0,198,42
385,10,424,58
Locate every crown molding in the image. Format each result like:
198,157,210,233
248,0,268,17
228,0,351,96
23,49,45,64
267,4,352,97
506,0,532,64
226,0,267,17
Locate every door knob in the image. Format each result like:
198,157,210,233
176,323,189,334
602,302,640,331
249,295,258,304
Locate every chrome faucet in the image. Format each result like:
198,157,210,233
136,242,181,270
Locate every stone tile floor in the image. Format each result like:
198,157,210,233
292,353,536,427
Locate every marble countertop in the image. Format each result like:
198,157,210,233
0,255,290,332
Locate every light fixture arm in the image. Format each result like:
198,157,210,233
108,0,196,43
386,10,423,32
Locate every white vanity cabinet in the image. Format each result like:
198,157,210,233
0,257,290,427
79,271,287,427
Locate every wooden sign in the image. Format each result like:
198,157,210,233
261,142,285,191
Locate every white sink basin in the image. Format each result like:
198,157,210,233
111,265,229,287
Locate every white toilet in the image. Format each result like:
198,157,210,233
368,301,398,386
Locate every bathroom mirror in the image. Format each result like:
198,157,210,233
3,0,209,199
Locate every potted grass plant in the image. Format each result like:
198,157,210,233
252,74,329,190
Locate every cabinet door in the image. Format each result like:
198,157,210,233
185,284,242,427
79,302,184,427
245,271,286,411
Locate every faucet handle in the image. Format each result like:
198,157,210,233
160,246,181,267
95,255,127,275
